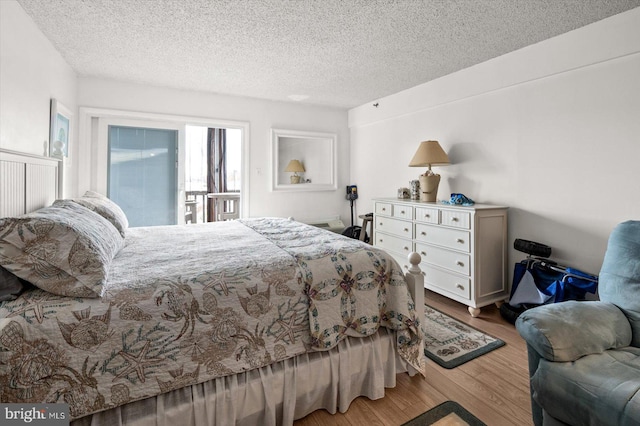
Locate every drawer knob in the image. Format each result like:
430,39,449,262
420,251,427,256
456,261,464,267
421,232,427,236
379,222,383,226
451,217,459,222
457,239,464,244
403,228,409,232
382,208,386,211
403,246,409,251
400,210,405,214
456,284,465,290
425,214,430,218
379,239,383,243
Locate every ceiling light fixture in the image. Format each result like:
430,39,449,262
287,94,309,101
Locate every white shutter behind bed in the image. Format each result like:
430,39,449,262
0,149,60,216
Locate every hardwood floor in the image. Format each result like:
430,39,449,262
294,290,533,426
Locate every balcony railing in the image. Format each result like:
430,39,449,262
185,190,240,223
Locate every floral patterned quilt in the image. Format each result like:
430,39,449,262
0,218,424,419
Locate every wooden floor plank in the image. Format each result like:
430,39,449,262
294,290,533,426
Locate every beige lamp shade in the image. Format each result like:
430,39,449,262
408,140,450,171
408,140,450,202
285,159,305,184
285,159,305,173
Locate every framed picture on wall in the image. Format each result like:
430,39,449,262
49,98,72,159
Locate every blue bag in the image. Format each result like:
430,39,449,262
509,261,598,307
442,193,475,206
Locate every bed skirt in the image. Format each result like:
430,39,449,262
72,328,416,426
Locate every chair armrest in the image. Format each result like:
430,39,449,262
515,301,632,362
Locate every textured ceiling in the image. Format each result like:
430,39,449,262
16,0,640,109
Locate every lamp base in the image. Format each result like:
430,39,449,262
290,175,301,184
419,174,441,202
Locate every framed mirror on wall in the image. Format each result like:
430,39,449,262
271,128,337,191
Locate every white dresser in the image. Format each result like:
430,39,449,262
373,198,508,317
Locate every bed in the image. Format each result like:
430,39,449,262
0,149,426,425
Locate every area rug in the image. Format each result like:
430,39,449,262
402,401,486,426
423,304,505,369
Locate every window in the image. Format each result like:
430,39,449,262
81,107,249,225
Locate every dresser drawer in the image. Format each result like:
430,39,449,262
423,265,471,300
415,223,470,252
376,216,413,239
374,232,412,256
440,210,471,229
415,207,439,224
375,202,392,216
392,204,413,220
416,242,470,276
390,252,412,272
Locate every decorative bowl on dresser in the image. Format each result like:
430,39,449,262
373,198,509,317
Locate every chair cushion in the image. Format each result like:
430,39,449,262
532,347,640,426
599,220,640,347
516,301,632,362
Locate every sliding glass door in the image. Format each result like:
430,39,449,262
185,125,243,223
108,125,178,227
87,109,248,225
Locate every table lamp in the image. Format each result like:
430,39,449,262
408,140,450,202
285,159,305,184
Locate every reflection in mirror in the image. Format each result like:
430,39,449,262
271,129,337,191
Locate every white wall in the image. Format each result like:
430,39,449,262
349,8,640,276
76,78,350,221
0,0,77,196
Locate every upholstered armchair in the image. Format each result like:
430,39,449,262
516,220,640,426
